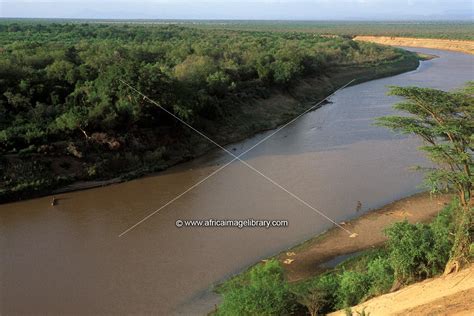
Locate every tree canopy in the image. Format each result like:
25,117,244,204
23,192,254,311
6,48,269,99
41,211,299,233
0,23,414,150
377,84,474,270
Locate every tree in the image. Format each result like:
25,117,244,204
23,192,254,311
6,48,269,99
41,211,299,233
173,55,216,85
46,60,78,84
272,59,301,85
206,70,230,96
376,84,473,272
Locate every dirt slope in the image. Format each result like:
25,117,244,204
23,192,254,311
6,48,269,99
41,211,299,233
329,265,474,316
354,36,474,55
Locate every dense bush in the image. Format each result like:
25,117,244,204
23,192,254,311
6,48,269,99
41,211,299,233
217,202,457,315
336,270,370,308
366,257,394,296
0,22,420,200
385,202,454,283
385,222,436,282
191,21,474,40
0,23,415,152
217,260,296,315
429,201,457,263
292,273,339,315
290,254,388,313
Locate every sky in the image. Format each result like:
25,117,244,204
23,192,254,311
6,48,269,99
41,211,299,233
0,0,473,20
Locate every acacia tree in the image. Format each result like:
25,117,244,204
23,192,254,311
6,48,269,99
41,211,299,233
377,83,473,272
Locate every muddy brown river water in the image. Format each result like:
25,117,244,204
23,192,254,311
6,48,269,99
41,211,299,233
1,48,473,315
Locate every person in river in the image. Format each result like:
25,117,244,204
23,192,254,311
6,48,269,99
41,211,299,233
51,197,57,206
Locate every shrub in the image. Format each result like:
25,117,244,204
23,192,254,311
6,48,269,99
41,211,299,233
291,273,339,316
385,222,435,282
217,260,296,315
272,60,301,84
384,203,454,284
366,257,394,296
337,270,370,308
317,274,340,312
429,201,455,265
143,147,166,165
174,55,217,84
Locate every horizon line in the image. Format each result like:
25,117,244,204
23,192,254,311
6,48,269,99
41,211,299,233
1,17,473,22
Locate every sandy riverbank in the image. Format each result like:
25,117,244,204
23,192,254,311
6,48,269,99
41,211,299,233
354,36,474,55
329,264,474,316
277,192,453,282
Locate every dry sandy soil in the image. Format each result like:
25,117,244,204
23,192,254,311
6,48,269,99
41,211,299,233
279,192,453,282
354,36,474,55
329,264,474,316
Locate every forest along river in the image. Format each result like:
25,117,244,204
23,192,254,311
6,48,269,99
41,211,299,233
1,48,473,315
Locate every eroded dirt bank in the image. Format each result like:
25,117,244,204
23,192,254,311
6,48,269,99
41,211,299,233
329,264,474,316
354,35,474,55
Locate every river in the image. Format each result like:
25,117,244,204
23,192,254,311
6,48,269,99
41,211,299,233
1,47,473,315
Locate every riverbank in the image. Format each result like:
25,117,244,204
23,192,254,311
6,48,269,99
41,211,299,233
4,45,472,315
278,192,452,282
216,192,452,288
329,264,474,315
354,35,474,55
214,192,456,314
0,51,420,203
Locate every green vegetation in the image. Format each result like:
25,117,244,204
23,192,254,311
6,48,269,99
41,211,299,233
385,219,451,283
215,83,473,314
216,260,297,315
0,22,420,202
215,202,458,315
377,83,473,271
186,21,474,41
3,20,472,40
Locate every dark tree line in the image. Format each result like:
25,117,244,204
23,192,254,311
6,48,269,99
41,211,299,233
0,22,418,201
0,23,413,150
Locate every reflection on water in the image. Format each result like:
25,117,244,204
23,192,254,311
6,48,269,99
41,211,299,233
1,48,473,315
